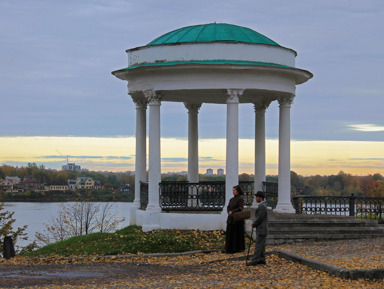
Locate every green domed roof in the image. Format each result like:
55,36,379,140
147,23,279,46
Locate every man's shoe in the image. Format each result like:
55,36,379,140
246,260,266,266
246,260,259,266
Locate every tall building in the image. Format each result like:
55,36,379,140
62,163,81,172
206,168,213,175
217,168,224,175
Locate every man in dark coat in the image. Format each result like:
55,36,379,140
247,191,268,266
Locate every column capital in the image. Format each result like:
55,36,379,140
184,102,202,113
226,89,244,103
144,89,161,105
131,96,147,109
253,98,272,112
278,95,295,108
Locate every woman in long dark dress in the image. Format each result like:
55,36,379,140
225,185,245,253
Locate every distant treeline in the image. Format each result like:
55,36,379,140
1,164,383,198
162,170,384,197
0,189,134,202
0,163,135,189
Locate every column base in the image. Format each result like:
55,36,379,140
128,206,138,225
146,204,162,213
141,210,161,232
273,202,295,214
132,200,141,208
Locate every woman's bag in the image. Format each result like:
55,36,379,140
233,210,251,222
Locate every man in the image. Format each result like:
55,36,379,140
247,191,268,266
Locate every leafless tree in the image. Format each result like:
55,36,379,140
35,201,125,246
97,202,125,233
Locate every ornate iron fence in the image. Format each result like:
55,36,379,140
159,181,225,211
239,181,254,206
355,196,384,221
140,181,148,210
139,180,279,212
293,194,384,222
263,181,278,208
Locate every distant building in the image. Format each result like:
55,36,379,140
3,176,21,185
68,179,77,190
94,180,102,190
76,177,95,190
44,184,68,191
1,176,21,192
217,168,224,175
206,168,213,175
120,184,131,193
62,163,81,172
22,177,42,191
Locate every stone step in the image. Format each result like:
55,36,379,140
266,233,384,243
268,216,378,223
268,221,382,227
269,226,384,234
245,213,384,245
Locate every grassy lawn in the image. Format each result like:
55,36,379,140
23,226,226,257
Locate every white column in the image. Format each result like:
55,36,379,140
144,90,162,212
225,89,243,207
184,103,201,183
274,96,295,213
133,98,147,208
254,102,269,207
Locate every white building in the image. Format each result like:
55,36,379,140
62,163,81,172
112,23,312,231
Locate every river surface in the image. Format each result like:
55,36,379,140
3,202,133,248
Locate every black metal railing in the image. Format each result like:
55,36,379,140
239,181,278,208
355,196,384,221
139,180,279,212
293,194,384,222
263,181,278,208
140,181,148,210
159,181,225,211
239,181,254,206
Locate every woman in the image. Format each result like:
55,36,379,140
225,185,245,253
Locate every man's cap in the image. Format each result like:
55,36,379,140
255,191,265,198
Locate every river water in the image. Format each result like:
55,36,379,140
3,202,133,248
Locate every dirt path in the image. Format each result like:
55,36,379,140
1,238,384,288
0,261,204,288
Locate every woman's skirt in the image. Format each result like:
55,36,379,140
225,221,245,253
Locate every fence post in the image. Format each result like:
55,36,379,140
293,196,300,214
349,194,355,217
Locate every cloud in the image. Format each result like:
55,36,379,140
199,157,216,161
43,155,132,160
161,158,188,163
348,124,384,132
349,158,384,161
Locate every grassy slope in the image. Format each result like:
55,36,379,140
23,226,225,257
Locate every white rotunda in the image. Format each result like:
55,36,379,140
112,23,312,231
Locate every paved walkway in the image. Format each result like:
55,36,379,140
0,238,383,288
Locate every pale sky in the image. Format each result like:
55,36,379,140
1,0,383,175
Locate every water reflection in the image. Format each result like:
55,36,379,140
3,202,133,248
